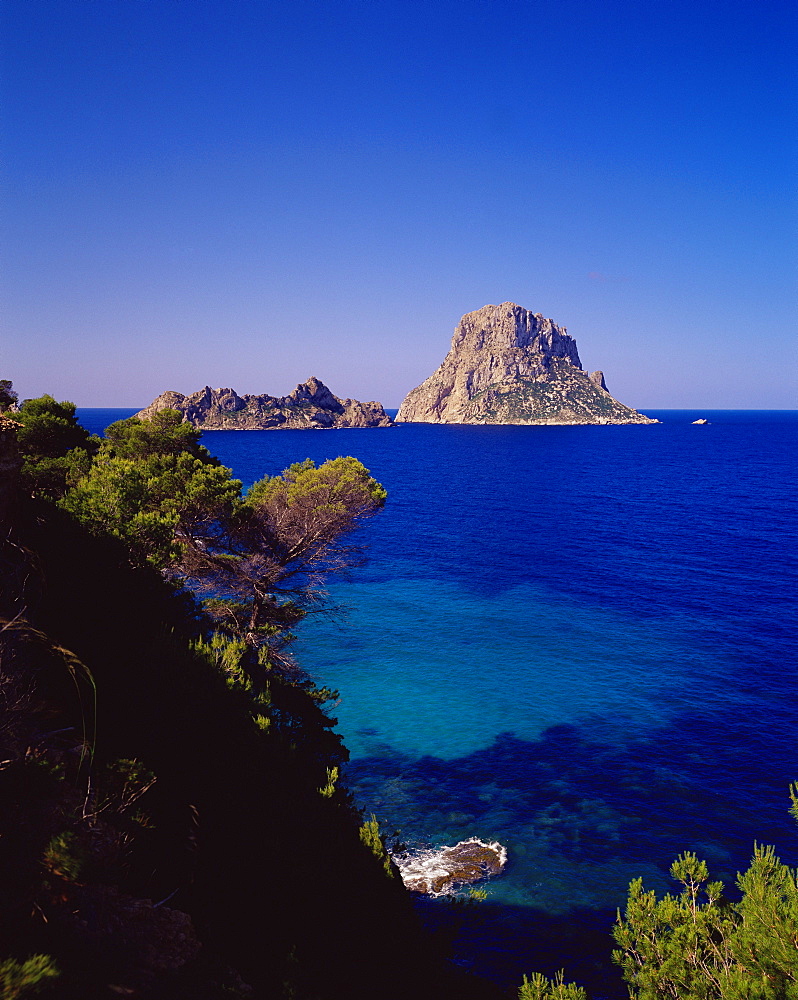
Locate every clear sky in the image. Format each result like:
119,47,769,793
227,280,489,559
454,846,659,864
2,0,796,408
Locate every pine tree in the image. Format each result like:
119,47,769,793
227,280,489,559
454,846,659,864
520,790,798,1000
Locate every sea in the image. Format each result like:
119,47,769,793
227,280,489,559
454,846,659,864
78,408,798,996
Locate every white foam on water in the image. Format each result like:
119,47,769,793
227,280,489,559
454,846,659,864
392,837,507,896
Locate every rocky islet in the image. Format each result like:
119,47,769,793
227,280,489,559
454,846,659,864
137,305,654,430
135,376,394,430
397,303,657,425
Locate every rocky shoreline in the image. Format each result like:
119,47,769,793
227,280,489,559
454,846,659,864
136,377,394,430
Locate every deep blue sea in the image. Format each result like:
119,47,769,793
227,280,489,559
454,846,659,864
78,408,798,995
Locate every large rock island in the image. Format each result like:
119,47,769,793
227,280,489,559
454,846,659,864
136,377,394,429
397,303,656,425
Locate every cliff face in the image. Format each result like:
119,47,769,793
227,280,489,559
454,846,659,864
397,303,656,425
136,377,394,429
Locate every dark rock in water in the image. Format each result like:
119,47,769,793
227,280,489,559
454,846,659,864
135,377,394,430
394,838,507,895
397,303,657,425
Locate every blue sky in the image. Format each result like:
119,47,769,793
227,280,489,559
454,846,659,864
2,0,795,408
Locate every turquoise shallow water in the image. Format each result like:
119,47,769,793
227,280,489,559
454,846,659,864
78,409,798,994
298,575,719,762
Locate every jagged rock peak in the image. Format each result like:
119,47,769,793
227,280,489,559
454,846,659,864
397,302,657,426
284,376,340,410
135,378,394,430
451,302,582,368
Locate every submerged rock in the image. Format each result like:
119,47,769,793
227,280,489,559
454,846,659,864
397,303,657,425
393,838,507,895
135,377,394,430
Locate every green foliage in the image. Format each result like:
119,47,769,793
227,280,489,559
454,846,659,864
445,886,491,914
789,781,798,826
58,417,386,677
0,955,59,997
34,407,389,681
195,631,252,681
193,633,273,720
318,765,339,798
734,844,798,993
514,795,798,1000
184,455,387,670
102,408,214,462
20,449,95,502
359,814,395,879
518,971,588,1000
60,455,180,564
15,396,91,458
613,845,798,999
61,410,241,568
246,455,387,513
42,831,86,883
58,409,240,565
14,395,98,499
239,455,387,604
0,379,18,411
61,448,241,567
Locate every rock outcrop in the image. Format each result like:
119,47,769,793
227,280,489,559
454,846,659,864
397,303,656,425
135,377,394,430
394,839,507,896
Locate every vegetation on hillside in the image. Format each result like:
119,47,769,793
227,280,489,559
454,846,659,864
0,387,495,999
2,385,796,999
522,830,798,999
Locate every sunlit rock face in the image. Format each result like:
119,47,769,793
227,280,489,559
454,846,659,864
397,303,657,425
136,377,394,430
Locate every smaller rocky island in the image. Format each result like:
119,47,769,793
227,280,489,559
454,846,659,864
397,302,657,425
136,377,394,430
